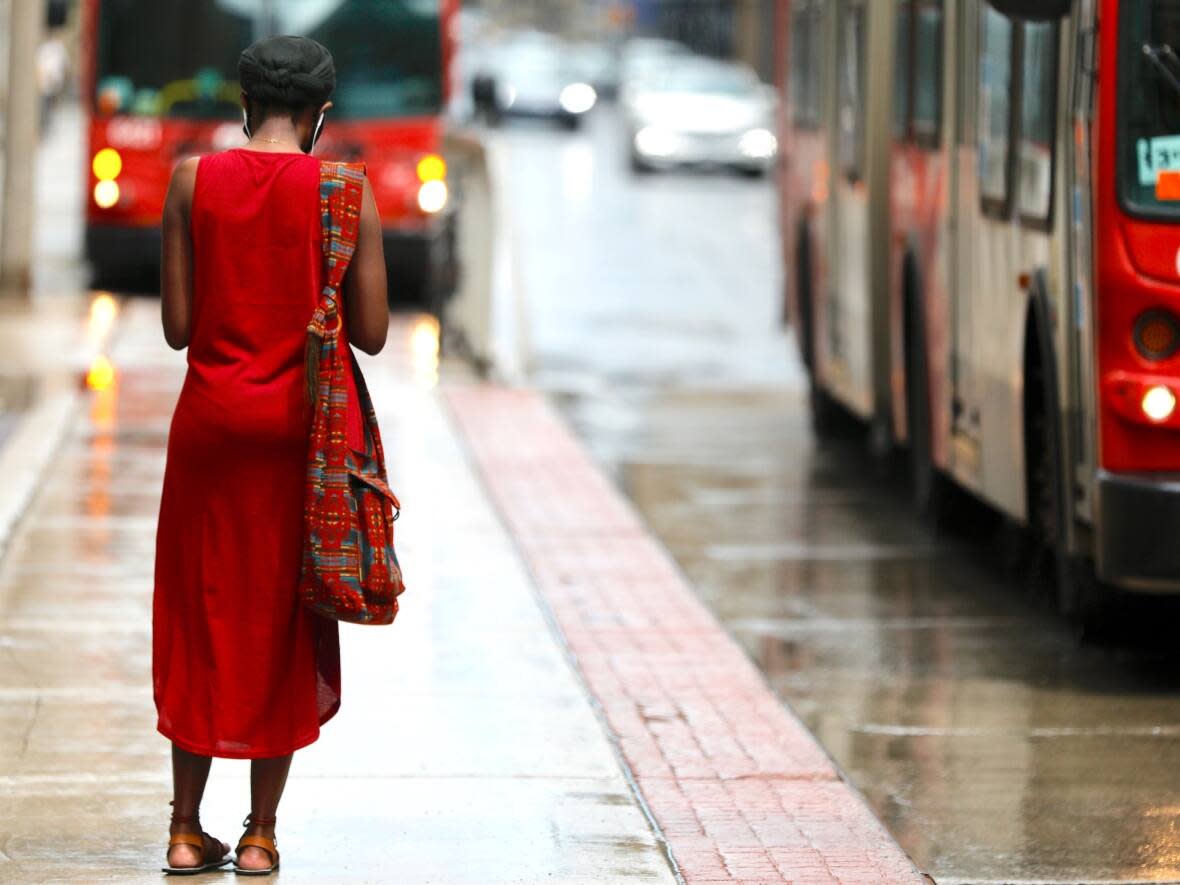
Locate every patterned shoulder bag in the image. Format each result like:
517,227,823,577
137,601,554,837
299,160,405,625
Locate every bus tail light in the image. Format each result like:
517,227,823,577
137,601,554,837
1133,309,1180,361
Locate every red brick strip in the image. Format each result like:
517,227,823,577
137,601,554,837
443,385,926,885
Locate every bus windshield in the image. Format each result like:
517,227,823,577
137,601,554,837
94,0,442,121
1119,0,1180,218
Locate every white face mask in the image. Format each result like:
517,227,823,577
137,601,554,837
241,105,325,153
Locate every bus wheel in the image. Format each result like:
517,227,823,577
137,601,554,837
1023,313,1107,623
809,383,849,437
904,287,947,521
797,227,852,437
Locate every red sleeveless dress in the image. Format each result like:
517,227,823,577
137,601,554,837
152,148,345,759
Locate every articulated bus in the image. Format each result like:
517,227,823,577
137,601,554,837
81,0,459,312
776,0,1180,612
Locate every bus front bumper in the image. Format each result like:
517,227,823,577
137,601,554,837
1095,470,1180,592
86,224,161,279
383,221,456,307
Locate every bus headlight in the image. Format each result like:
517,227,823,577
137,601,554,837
417,153,446,183
1142,385,1177,422
92,147,122,181
93,180,120,209
559,82,597,115
418,179,448,214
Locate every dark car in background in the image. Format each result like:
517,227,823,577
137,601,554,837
472,31,598,130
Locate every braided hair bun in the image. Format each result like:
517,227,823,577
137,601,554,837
238,35,335,111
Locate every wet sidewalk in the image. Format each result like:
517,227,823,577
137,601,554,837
0,298,923,884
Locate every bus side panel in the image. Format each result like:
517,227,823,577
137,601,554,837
824,0,874,418
888,0,953,472
779,0,833,386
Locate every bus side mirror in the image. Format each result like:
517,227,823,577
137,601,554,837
985,0,1071,21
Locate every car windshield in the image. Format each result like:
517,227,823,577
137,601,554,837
645,63,756,97
1118,0,1180,219
502,51,562,79
94,0,442,121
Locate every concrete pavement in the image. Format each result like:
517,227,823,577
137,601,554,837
0,297,923,884
0,299,677,884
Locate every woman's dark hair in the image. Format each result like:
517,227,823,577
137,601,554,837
238,35,335,120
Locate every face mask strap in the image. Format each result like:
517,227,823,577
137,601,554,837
306,111,325,154
242,103,252,140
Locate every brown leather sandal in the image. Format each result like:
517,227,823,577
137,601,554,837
233,813,280,876
161,805,231,875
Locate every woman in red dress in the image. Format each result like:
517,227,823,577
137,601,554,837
153,36,389,875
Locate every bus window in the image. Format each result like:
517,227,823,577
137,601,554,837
94,0,442,121
894,1,912,139
836,0,867,179
1118,0,1180,218
790,1,825,129
979,6,1015,214
1018,21,1057,224
913,2,943,147
806,2,826,126
957,0,978,148
789,2,813,127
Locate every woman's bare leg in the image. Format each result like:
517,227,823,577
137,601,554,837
237,753,294,871
168,743,224,867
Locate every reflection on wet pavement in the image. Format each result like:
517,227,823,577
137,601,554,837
501,109,1180,883
625,390,1180,883
0,301,677,884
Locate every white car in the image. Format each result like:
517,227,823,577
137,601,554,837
480,36,598,130
622,57,779,176
619,37,690,88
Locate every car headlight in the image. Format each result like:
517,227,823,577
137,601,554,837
559,82,597,115
739,128,778,159
635,126,679,158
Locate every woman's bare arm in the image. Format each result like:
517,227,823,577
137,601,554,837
343,176,389,355
160,157,199,350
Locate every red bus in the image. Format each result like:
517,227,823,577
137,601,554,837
776,0,1180,615
81,0,459,312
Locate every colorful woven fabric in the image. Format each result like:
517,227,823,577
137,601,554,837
299,160,405,625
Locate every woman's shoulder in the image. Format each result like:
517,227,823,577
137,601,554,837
167,155,201,203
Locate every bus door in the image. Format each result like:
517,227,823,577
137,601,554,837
948,0,983,488
951,1,1026,511
954,1,1062,517
826,0,873,417
1065,0,1098,526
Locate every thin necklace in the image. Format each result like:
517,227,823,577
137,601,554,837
251,136,296,147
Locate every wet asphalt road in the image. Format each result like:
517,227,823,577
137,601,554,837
489,107,1180,884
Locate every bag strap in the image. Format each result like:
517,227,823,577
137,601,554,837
310,160,366,336
305,160,366,406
